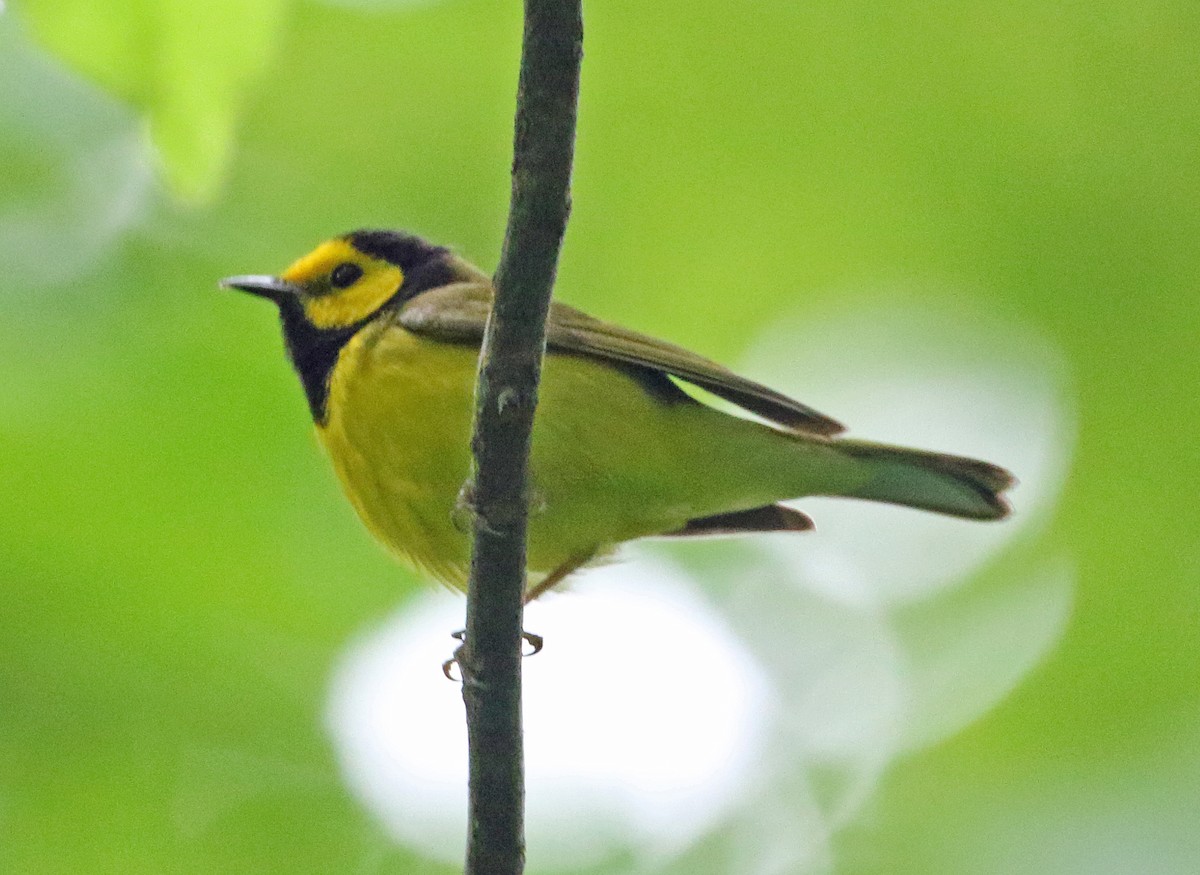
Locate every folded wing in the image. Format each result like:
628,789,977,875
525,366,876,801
397,282,844,437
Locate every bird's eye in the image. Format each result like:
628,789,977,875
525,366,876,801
330,262,364,288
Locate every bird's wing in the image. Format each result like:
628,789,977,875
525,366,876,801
397,282,844,436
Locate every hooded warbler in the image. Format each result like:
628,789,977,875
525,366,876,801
222,230,1013,600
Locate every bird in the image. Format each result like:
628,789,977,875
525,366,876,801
222,229,1013,602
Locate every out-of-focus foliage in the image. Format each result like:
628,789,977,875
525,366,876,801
1,1,1197,873
18,0,286,199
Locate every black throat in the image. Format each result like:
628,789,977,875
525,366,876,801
278,299,364,424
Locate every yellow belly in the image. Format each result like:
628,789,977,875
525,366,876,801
317,317,810,591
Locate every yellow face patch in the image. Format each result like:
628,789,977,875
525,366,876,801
281,238,404,330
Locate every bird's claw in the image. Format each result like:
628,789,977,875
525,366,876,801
522,632,544,656
441,629,544,680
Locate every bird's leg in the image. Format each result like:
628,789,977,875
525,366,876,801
441,552,592,679
522,551,594,604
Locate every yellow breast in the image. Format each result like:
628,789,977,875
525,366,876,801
317,318,479,587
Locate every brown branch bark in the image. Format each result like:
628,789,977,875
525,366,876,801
457,2,583,874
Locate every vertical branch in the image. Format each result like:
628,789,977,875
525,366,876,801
459,2,582,875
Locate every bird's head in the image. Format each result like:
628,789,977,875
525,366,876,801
221,229,468,330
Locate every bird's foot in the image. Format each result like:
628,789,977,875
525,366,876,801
441,629,544,680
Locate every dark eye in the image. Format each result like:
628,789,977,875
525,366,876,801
330,262,364,288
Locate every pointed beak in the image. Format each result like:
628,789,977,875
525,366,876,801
219,275,301,302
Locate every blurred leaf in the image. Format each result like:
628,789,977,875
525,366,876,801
17,0,288,201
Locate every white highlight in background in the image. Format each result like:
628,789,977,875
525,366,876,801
327,566,771,871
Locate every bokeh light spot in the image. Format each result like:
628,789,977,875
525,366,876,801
327,564,771,870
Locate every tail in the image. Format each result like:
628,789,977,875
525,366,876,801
831,439,1014,520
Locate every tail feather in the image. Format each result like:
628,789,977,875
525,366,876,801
833,439,1014,520
667,503,815,537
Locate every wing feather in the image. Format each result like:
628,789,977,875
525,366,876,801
397,282,843,436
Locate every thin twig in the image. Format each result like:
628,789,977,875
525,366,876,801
458,1,583,874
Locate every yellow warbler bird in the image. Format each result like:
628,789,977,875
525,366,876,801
223,230,1012,600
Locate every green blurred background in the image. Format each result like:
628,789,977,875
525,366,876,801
2,1,1197,872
